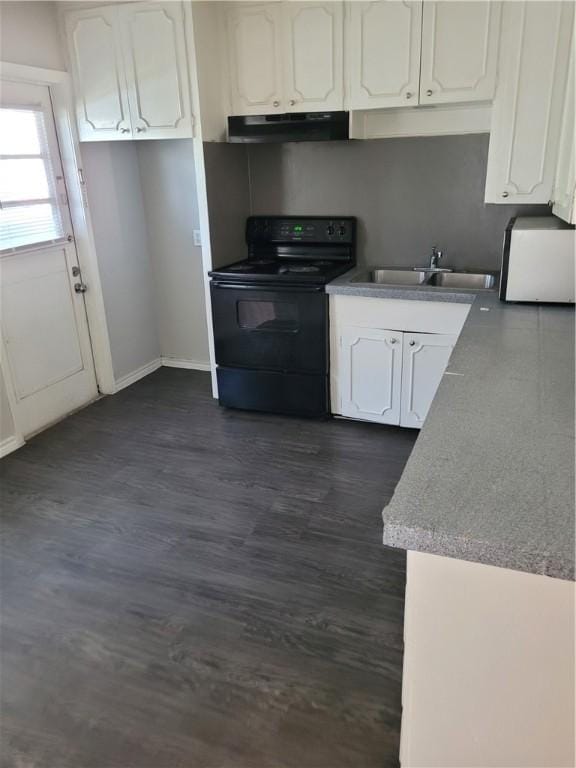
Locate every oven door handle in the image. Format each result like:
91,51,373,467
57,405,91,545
211,282,325,293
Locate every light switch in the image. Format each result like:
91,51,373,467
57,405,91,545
193,230,202,247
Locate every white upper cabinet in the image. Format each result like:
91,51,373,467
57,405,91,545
226,1,343,114
347,1,422,110
400,332,457,429
121,3,193,139
64,2,194,141
485,1,574,204
65,6,132,140
552,39,575,224
226,3,284,115
283,2,344,112
346,0,500,111
420,1,502,105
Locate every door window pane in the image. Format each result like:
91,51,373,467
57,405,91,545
0,159,51,201
0,107,65,251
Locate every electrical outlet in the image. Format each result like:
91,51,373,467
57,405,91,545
193,229,202,247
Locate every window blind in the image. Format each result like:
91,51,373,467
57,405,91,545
0,107,66,251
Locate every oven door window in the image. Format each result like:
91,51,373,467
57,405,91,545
237,300,299,333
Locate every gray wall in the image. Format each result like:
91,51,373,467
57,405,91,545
203,143,250,268
82,142,161,382
0,1,65,71
247,134,548,271
137,140,210,366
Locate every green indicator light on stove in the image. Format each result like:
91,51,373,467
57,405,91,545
294,225,303,232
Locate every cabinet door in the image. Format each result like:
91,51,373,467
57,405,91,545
420,1,501,105
226,3,284,115
283,2,344,112
552,40,575,224
400,332,457,429
64,7,132,141
347,1,422,110
339,327,402,425
120,2,193,139
485,1,574,204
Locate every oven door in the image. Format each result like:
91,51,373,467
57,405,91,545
210,282,327,373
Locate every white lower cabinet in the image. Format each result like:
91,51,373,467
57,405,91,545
340,326,403,425
338,326,456,428
331,296,469,429
400,332,457,428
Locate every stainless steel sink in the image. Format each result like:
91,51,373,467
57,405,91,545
431,272,497,289
353,269,430,286
351,267,498,290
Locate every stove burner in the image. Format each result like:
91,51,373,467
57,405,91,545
279,265,320,274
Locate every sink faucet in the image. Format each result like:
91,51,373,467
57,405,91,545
414,245,453,274
429,246,443,269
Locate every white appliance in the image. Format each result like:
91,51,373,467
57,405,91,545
500,217,575,303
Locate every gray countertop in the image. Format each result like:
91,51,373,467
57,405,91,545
378,290,575,581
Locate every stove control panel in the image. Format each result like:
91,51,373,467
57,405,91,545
247,216,356,245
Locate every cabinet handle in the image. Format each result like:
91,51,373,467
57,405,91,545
502,191,509,198
405,92,413,99
273,100,280,107
390,338,398,344
409,340,416,346
120,127,129,133
426,89,433,96
289,99,296,106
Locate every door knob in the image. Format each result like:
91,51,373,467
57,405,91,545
426,89,433,96
406,92,413,99
74,282,87,294
120,127,129,133
390,338,398,344
136,126,146,133
289,99,296,106
273,100,280,107
502,191,509,198
409,340,416,346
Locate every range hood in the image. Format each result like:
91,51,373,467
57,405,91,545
228,111,349,143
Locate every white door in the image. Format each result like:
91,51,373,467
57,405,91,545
64,6,132,142
400,332,456,429
347,1,422,110
0,81,98,437
420,1,501,105
283,2,344,112
339,326,402,425
227,3,284,115
485,1,574,204
120,1,193,140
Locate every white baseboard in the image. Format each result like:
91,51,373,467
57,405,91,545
161,357,211,372
0,434,25,459
114,358,162,393
113,357,211,393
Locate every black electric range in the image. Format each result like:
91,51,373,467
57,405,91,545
209,216,356,417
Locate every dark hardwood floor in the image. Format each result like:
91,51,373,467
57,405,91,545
0,369,417,768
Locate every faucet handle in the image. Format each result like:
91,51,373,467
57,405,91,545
432,245,443,260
